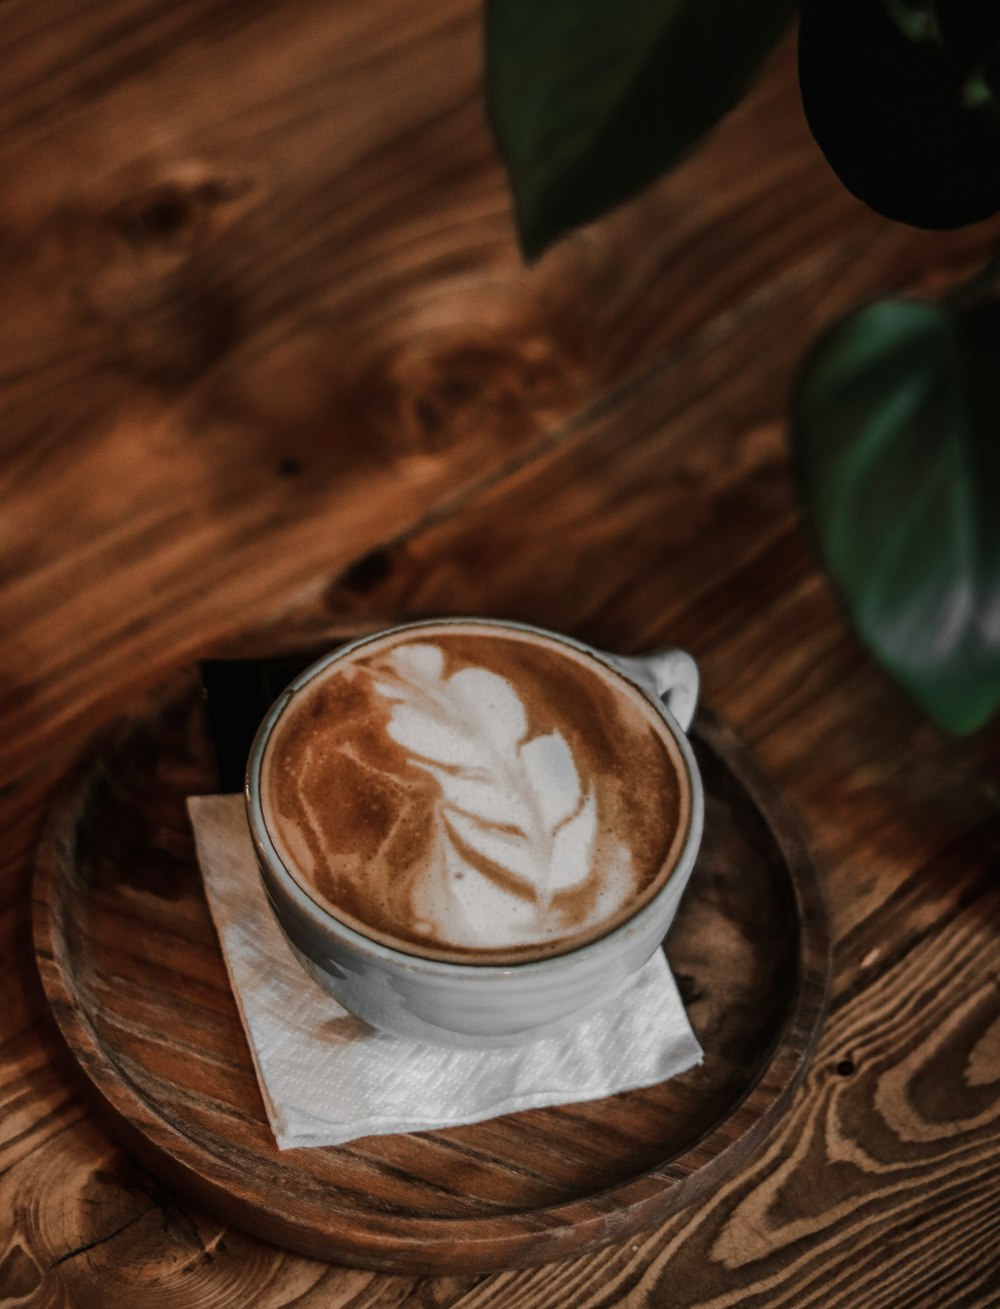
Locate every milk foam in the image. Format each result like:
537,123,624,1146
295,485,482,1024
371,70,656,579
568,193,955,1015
371,641,631,950
261,625,688,964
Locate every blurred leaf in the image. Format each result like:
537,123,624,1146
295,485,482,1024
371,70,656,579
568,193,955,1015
794,297,1000,734
798,0,1000,228
486,0,793,260
880,0,939,46
935,0,1000,80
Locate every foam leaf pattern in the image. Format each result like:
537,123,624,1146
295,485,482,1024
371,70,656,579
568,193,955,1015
521,732,579,831
370,643,606,944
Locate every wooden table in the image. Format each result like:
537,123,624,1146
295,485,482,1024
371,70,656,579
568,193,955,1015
2,4,998,1305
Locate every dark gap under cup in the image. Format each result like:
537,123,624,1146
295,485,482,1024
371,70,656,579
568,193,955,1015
200,648,339,793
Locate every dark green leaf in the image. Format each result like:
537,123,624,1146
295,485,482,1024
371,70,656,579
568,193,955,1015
486,0,793,260
935,0,1000,106
798,0,1000,229
935,0,1000,74
794,298,1000,733
880,0,939,47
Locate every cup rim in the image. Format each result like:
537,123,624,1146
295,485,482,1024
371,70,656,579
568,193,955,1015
244,616,704,978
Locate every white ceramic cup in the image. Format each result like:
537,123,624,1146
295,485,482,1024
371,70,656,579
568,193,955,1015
245,619,703,1047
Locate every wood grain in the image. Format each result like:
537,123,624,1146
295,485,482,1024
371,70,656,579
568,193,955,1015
2,0,999,1303
31,670,829,1273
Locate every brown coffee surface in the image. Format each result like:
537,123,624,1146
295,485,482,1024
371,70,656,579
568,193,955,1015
260,623,690,964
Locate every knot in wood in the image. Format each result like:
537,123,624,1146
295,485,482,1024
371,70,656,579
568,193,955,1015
112,177,246,253
385,334,581,458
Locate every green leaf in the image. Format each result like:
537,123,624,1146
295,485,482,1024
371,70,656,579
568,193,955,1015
935,0,1000,77
935,0,1000,108
794,298,1000,734
799,0,1000,229
486,0,793,260
879,0,940,47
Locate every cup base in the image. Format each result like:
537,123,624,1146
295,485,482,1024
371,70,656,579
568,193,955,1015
288,940,645,1048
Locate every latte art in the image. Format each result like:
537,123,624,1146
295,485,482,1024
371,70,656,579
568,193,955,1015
260,624,689,964
372,642,628,948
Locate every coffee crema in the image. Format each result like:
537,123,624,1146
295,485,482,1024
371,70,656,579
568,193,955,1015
259,623,691,964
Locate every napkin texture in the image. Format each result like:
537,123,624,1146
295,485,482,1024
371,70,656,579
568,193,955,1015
188,794,702,1149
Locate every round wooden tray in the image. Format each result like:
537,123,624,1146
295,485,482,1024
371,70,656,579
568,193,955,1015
32,666,830,1275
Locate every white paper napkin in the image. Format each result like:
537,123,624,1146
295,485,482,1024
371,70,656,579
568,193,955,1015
188,794,702,1150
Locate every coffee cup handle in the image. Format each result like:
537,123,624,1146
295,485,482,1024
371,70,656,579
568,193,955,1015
614,648,699,735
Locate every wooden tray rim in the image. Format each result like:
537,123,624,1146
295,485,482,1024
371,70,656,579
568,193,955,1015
31,682,832,1272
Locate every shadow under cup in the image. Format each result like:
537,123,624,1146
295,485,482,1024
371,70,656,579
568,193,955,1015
245,618,705,1047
